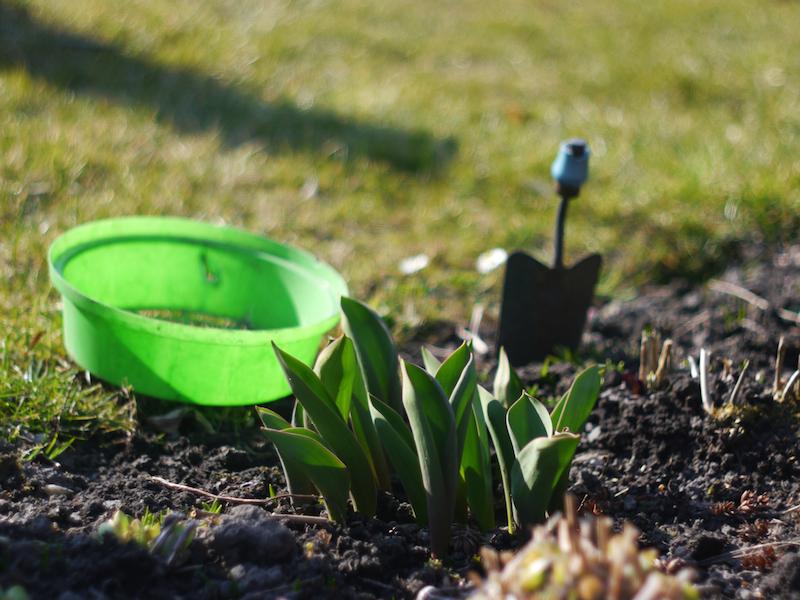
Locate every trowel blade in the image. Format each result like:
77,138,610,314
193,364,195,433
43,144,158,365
498,251,602,366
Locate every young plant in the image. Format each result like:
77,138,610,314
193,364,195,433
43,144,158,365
344,297,492,537
483,355,601,530
262,298,600,558
312,334,391,489
470,495,698,600
420,345,495,532
261,299,427,523
97,509,163,547
258,341,379,522
0,586,30,600
399,360,459,558
98,510,197,566
367,348,486,557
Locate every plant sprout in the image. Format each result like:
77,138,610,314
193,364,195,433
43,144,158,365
470,496,698,600
486,357,601,530
0,586,30,600
263,298,602,557
97,510,197,566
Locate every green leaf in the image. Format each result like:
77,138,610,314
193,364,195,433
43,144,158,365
402,361,458,558
547,468,571,516
506,393,552,456
550,365,601,434
314,336,355,422
478,385,515,533
460,399,494,530
341,297,402,413
421,346,442,374
261,427,350,523
256,406,291,430
494,347,524,408
256,407,315,496
434,342,471,397
440,347,477,458
510,432,580,527
273,344,377,517
291,401,305,427
434,344,478,501
545,367,599,515
318,334,391,490
350,371,391,490
368,395,428,523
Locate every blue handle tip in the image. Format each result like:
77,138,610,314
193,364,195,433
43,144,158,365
551,138,590,190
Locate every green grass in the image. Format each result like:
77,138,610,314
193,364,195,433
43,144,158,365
2,0,800,444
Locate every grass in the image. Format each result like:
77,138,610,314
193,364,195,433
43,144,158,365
2,0,800,444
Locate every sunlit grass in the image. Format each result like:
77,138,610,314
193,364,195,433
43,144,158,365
0,300,136,454
1,0,799,442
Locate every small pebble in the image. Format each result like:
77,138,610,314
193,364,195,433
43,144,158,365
229,564,247,581
44,484,73,497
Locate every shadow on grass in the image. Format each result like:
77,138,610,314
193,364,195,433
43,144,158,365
0,2,456,172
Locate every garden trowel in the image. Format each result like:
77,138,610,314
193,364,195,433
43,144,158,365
498,139,601,366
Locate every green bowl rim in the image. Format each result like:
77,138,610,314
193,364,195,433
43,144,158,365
48,216,348,347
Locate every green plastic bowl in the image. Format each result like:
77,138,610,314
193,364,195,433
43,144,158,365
48,217,348,406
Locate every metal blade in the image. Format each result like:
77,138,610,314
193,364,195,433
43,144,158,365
498,252,602,366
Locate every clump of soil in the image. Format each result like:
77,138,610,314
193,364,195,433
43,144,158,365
2,245,799,599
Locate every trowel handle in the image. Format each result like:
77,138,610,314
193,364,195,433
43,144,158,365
550,138,590,269
551,138,590,195
553,195,569,270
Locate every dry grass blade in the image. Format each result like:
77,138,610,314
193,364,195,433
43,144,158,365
698,539,800,566
728,360,750,406
709,279,769,311
709,280,800,325
639,331,672,390
780,370,800,403
699,349,712,414
688,356,699,379
149,476,332,528
655,339,673,387
775,337,786,396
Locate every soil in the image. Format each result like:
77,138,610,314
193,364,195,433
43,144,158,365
2,244,800,600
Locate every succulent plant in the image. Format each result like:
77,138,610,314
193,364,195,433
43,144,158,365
469,496,698,600
98,510,197,565
0,586,30,600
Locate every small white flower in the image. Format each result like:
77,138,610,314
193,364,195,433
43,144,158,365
399,254,430,275
476,248,508,274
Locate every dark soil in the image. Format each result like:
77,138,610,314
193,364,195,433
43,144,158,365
2,245,800,599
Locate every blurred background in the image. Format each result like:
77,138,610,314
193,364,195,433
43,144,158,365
2,0,799,330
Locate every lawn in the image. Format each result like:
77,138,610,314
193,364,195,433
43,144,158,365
2,0,800,446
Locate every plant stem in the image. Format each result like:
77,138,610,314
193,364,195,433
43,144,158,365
149,476,332,527
150,475,318,505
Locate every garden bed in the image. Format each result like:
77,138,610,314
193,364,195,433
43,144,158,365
2,245,799,599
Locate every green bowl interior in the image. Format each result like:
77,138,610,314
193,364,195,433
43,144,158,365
51,217,347,335
61,237,334,330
